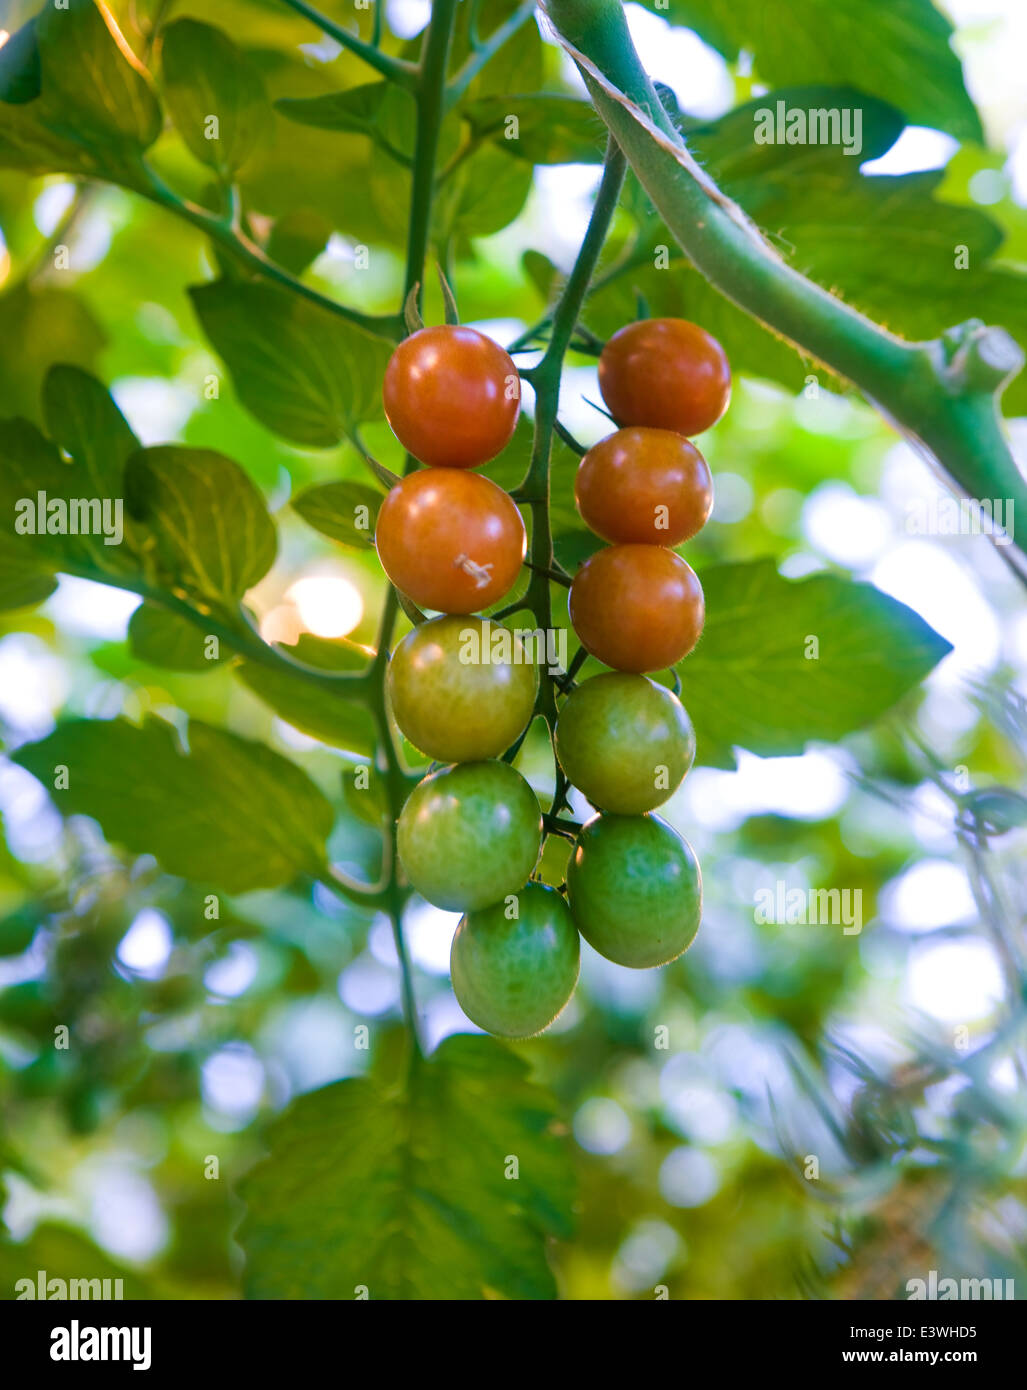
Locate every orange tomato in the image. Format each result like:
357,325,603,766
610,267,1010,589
598,318,730,437
568,544,704,672
382,325,520,468
375,469,526,613
575,427,713,545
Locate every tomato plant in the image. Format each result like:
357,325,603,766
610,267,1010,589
1,0,1024,1314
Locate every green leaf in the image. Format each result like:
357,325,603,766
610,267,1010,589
276,81,456,168
238,1033,575,1299
0,1224,153,1300
291,481,381,548
37,0,162,147
43,364,139,498
0,1,161,178
677,560,953,767
462,94,606,164
0,415,133,580
160,18,270,177
0,287,106,425
437,145,534,241
13,715,334,893
522,248,560,302
126,445,277,602
464,1,544,97
128,602,228,672
687,86,906,183
190,280,393,446
0,18,41,104
667,0,982,143
0,370,139,597
42,363,143,556
277,80,390,135
266,209,332,275
342,762,386,828
237,634,375,754
0,546,57,614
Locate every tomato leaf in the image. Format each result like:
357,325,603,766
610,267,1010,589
0,288,106,425
237,1033,575,1299
237,634,376,754
126,445,277,602
0,0,160,180
291,480,382,548
678,560,953,767
666,0,982,142
190,280,393,446
462,94,606,164
13,716,334,893
161,18,271,177
128,602,229,672
0,414,137,581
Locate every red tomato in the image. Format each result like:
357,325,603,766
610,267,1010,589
568,544,705,672
383,325,520,468
575,427,713,545
598,318,730,437
375,468,526,613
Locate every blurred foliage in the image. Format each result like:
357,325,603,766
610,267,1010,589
0,0,1024,1301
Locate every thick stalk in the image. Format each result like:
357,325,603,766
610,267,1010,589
543,0,1027,564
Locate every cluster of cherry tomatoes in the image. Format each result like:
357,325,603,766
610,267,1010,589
373,318,729,1039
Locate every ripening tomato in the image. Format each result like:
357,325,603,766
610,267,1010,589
387,615,538,762
375,469,526,613
396,761,542,912
382,325,520,468
575,427,713,545
555,672,695,814
566,813,702,968
450,882,580,1038
568,544,704,672
598,318,731,437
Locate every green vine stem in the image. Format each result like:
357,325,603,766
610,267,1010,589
368,0,464,1056
278,0,418,87
137,165,403,340
518,138,626,784
543,0,1027,572
445,0,537,111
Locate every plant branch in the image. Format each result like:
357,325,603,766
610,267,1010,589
517,138,625,809
279,0,417,87
139,165,403,339
404,0,460,305
543,0,1027,571
446,0,537,110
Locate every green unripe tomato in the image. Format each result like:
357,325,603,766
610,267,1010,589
567,813,702,968
451,882,580,1038
387,616,538,763
397,761,542,911
555,672,695,813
